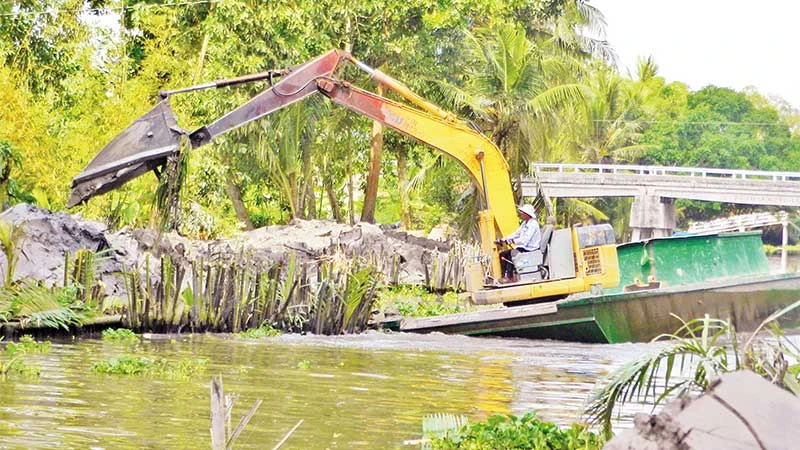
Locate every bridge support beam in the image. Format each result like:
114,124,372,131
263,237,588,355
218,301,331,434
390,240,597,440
630,194,676,241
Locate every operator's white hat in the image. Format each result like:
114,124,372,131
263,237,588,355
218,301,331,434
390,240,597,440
518,204,536,218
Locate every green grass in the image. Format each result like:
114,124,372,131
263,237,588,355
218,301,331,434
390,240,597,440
377,285,468,317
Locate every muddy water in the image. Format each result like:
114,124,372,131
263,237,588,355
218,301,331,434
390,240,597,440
0,332,660,449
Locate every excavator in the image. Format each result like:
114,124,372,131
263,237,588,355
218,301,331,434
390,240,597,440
67,49,619,306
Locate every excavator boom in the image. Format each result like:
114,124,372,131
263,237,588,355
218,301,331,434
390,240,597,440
68,49,517,236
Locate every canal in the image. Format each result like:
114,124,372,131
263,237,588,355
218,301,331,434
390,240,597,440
0,332,662,449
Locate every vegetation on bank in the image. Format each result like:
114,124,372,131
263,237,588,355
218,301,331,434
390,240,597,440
584,299,800,438
377,285,467,317
764,244,800,255
0,245,124,332
1,1,799,243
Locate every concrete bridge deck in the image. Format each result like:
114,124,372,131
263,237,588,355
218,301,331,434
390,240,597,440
522,163,800,206
520,163,800,240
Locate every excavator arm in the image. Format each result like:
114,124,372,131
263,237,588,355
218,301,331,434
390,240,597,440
69,50,520,236
68,49,519,274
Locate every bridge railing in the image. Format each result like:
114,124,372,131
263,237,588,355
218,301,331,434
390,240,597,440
531,163,800,182
687,211,789,234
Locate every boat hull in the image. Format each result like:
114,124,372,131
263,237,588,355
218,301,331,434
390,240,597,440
398,273,800,343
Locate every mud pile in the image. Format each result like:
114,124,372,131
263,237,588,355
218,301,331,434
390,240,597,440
0,204,457,298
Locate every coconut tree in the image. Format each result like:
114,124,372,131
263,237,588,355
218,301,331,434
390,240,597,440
248,99,329,220
574,64,653,163
435,22,591,236
453,23,589,182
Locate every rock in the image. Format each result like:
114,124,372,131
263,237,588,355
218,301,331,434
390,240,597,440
605,370,800,450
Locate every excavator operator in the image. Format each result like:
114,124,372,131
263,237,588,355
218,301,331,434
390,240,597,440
495,204,541,283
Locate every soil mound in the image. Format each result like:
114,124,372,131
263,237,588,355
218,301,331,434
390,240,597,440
0,204,458,297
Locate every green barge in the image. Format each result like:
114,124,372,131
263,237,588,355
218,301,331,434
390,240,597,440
395,232,800,343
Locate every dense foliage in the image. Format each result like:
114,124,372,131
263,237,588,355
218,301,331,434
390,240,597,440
1,1,798,240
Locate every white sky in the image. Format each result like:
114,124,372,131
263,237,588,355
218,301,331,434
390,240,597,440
590,0,800,110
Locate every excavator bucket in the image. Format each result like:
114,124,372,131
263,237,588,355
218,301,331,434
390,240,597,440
67,100,184,208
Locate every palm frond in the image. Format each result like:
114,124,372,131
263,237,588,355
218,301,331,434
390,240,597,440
11,284,86,330
341,266,377,331
528,83,588,116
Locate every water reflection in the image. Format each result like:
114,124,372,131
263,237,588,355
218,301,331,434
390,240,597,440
0,332,662,449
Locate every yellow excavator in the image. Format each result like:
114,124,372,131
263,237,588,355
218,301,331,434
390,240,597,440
68,49,619,306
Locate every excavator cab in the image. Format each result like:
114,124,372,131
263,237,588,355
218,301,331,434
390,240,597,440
467,223,619,306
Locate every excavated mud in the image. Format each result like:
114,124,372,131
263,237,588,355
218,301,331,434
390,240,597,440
0,204,456,298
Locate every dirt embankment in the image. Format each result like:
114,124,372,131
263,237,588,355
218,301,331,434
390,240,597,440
0,204,456,298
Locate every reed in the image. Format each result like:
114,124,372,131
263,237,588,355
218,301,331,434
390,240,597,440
422,243,477,293
122,251,381,335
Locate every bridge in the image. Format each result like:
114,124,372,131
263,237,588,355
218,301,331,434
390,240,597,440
521,163,800,240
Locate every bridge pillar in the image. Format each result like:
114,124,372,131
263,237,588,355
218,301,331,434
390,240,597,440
630,194,676,241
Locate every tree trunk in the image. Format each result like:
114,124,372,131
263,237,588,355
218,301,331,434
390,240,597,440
360,85,384,223
301,145,316,219
325,181,343,222
347,174,355,225
304,177,316,219
288,173,299,219
397,145,410,229
225,177,254,230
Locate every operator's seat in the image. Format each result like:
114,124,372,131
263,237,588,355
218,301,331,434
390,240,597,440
512,216,556,283
539,216,556,260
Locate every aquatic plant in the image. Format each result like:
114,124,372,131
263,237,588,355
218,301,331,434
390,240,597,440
0,335,50,377
101,328,140,344
427,412,603,450
296,360,311,370
234,324,281,339
584,299,800,438
91,355,208,378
